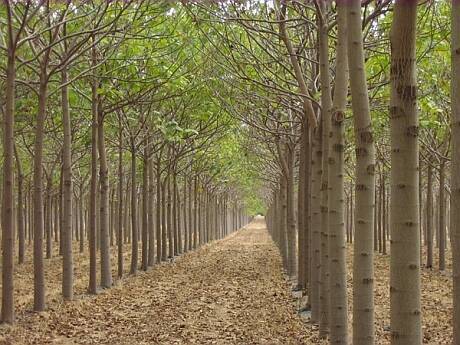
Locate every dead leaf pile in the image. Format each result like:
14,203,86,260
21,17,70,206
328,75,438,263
0,219,453,344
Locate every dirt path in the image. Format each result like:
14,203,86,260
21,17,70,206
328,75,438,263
1,218,310,345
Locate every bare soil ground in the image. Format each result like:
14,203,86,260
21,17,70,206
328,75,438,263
0,218,452,344
0,219,309,344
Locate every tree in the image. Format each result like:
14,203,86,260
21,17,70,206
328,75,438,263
1,0,19,323
389,1,422,343
61,40,74,300
347,0,376,343
451,0,460,342
328,2,348,343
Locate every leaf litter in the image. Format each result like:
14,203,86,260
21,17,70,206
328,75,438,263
0,219,453,344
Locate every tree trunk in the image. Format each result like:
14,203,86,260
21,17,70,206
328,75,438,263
148,143,155,267
183,179,189,253
61,64,74,299
389,1,421,343
45,180,52,259
141,142,149,271
59,172,64,256
1,24,16,322
189,177,193,251
286,143,296,278
328,3,348,342
382,175,387,255
172,169,179,255
33,67,48,312
97,104,112,287
451,2,460,342
297,123,307,290
378,173,383,253
279,177,288,272
161,177,168,261
109,189,114,247
167,172,173,258
88,44,98,295
318,1,332,336
117,118,123,277
130,144,138,274
156,158,163,263
347,1,376,342
419,156,423,263
374,181,379,252
79,188,84,254
193,176,198,249
426,163,434,268
15,145,25,265
438,160,446,271
175,173,182,254
310,127,322,324
350,186,354,243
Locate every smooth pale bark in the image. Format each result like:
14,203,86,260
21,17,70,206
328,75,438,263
297,124,307,290
79,189,84,254
279,177,289,271
25,190,29,247
206,194,211,242
109,190,114,247
98,105,112,288
130,145,138,274
382,175,387,255
452,2,460,342
347,1,376,343
374,186,378,252
328,3,348,343
1,18,15,322
161,178,168,260
389,1,421,343
199,190,204,246
346,194,350,243
426,163,434,268
174,173,182,254
419,157,423,263
124,181,129,244
202,190,207,245
75,201,79,243
298,120,312,293
310,128,323,324
286,144,296,277
148,146,155,267
15,145,25,265
141,144,149,271
88,46,98,295
193,177,198,249
167,173,173,257
184,179,189,253
156,159,162,263
318,1,332,336
439,160,446,271
45,180,52,259
33,67,48,312
117,118,123,277
286,144,297,277
61,64,74,299
349,187,354,243
54,195,59,246
303,127,311,298
188,177,193,251
59,172,64,256
378,174,383,253
172,170,178,255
